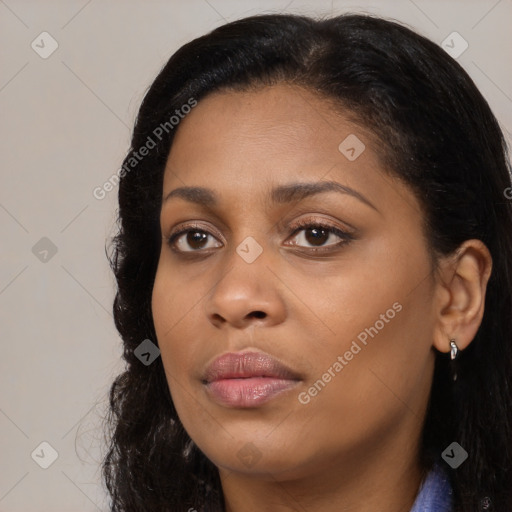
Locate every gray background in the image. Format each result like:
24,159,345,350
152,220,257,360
1,0,511,510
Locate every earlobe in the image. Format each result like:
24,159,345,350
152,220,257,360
432,239,492,354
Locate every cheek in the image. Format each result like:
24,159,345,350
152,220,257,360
152,259,184,331
289,304,433,469
298,274,434,445
293,236,434,409
151,262,199,385
152,255,206,344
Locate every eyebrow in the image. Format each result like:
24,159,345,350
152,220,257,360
162,181,378,212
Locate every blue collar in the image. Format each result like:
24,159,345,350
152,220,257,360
409,463,454,512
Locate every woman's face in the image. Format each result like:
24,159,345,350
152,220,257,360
152,83,438,481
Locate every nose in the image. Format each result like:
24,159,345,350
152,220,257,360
204,247,287,329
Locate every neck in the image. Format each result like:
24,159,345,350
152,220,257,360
219,417,427,512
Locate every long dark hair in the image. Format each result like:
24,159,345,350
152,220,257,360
102,13,512,511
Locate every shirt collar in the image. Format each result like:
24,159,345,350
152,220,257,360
409,462,454,512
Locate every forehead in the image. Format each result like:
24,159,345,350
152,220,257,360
163,84,384,191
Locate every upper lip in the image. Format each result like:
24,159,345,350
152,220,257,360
203,351,301,383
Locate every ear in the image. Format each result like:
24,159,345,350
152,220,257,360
432,239,493,354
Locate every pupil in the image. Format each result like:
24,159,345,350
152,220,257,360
187,231,207,249
306,227,328,246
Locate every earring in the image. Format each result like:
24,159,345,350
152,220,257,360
450,339,459,381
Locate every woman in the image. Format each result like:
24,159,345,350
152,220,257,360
102,13,512,512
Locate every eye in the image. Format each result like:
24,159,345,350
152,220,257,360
166,219,354,255
286,219,354,251
167,223,223,253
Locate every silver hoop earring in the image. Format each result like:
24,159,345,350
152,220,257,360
450,339,459,381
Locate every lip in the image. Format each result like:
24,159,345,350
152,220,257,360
202,351,301,408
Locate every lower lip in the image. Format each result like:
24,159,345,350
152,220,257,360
205,377,300,407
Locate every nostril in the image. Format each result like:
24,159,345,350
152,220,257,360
249,311,266,319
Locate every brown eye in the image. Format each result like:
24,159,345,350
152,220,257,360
287,222,353,250
184,231,209,250
302,226,330,246
167,227,222,253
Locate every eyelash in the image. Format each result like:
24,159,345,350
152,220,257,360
166,218,354,256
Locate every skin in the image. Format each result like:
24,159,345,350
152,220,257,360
151,83,492,512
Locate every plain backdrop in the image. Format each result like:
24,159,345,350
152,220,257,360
0,0,511,510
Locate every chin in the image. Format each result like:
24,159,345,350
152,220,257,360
195,436,313,481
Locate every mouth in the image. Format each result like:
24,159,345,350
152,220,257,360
202,351,302,408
